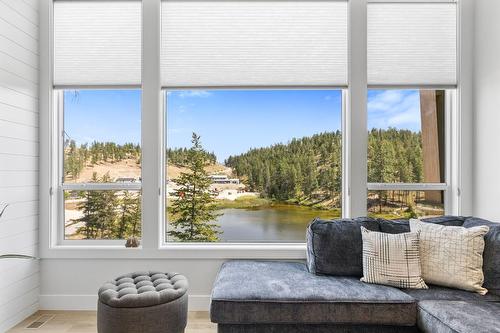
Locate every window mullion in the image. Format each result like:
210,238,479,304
141,0,162,249
346,0,368,218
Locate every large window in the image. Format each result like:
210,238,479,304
44,0,461,250
165,90,343,243
61,90,142,241
367,90,448,219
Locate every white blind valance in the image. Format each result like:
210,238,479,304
53,1,142,86
368,2,457,86
161,0,348,87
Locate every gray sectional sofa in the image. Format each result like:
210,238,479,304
210,216,500,333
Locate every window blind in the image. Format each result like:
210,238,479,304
368,2,457,86
161,0,348,87
53,1,141,86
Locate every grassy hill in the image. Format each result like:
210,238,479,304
65,158,230,183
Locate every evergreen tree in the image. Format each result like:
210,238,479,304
74,173,118,239
115,191,141,239
168,133,222,242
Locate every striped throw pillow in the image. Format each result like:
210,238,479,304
360,227,428,289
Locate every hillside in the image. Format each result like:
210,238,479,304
65,158,230,183
226,129,423,207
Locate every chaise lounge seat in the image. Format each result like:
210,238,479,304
210,260,418,333
210,216,500,333
417,300,500,333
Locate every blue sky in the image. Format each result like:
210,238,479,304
64,89,420,162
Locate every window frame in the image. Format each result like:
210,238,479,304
54,89,143,246
161,88,347,245
38,0,469,259
366,89,457,216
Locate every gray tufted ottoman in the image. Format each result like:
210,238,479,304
97,271,188,333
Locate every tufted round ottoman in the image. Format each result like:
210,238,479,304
97,271,188,333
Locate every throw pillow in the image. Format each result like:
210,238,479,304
360,227,428,289
307,217,380,276
410,219,490,294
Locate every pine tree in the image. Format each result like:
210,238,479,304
74,173,118,239
115,191,141,239
168,133,222,242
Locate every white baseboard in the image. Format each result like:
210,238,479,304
39,294,211,311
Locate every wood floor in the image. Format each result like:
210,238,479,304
7,311,217,333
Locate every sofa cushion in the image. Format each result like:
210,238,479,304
402,284,500,302
210,261,416,326
307,217,380,276
417,300,500,333
463,217,500,295
378,216,466,234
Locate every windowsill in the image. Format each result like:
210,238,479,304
41,243,307,260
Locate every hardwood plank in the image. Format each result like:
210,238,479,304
7,311,217,333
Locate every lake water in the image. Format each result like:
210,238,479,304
213,204,341,243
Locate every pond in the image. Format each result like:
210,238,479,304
208,204,341,243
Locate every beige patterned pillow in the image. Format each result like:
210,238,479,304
410,219,489,294
360,227,428,289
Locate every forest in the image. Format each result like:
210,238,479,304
65,128,427,240
68,173,141,240
63,138,218,181
64,140,141,180
226,128,424,207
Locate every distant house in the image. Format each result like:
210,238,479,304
209,174,239,185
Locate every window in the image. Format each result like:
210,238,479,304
367,90,449,219
365,1,457,220
61,90,142,240
164,90,343,243
53,0,142,243
43,0,461,251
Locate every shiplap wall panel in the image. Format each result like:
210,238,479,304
1,0,39,27
0,35,38,65
0,172,38,187
0,273,39,308
0,155,38,171
0,138,38,156
0,55,38,83
0,19,38,54
0,0,39,331
0,86,38,112
0,215,38,239
0,120,38,141
0,258,39,286
0,104,38,127
0,245,38,274
0,288,39,329
0,186,38,203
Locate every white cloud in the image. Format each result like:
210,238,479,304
367,90,421,131
178,90,212,98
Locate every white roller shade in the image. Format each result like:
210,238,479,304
54,1,141,86
368,2,457,86
161,0,348,87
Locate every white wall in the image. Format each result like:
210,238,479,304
40,258,224,310
36,0,500,316
472,0,500,221
0,0,40,331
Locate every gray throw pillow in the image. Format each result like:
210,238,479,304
378,216,466,234
307,217,379,276
463,217,500,296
